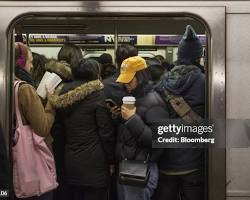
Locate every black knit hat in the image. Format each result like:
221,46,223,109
177,25,203,65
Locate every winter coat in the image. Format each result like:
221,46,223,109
45,59,73,184
103,72,127,106
49,80,115,187
16,80,55,148
116,85,169,162
156,64,205,172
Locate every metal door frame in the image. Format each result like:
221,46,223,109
0,2,226,200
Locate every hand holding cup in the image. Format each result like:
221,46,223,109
121,105,136,120
121,96,136,120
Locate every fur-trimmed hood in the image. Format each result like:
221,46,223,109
49,80,104,108
46,59,72,81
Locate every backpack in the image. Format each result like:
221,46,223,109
13,81,58,198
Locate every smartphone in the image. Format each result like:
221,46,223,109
105,99,118,108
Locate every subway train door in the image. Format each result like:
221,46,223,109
0,2,225,200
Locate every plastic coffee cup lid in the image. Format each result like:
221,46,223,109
122,96,136,103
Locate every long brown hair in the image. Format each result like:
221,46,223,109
57,43,83,68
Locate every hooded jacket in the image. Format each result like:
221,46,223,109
156,64,205,172
49,80,115,187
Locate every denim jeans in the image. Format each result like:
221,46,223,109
117,162,158,200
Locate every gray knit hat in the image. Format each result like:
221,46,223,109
177,25,203,65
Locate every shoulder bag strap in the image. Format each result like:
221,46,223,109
163,90,203,124
14,81,26,128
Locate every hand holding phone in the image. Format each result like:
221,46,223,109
105,99,121,119
105,99,118,108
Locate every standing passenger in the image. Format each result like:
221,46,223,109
116,56,169,200
103,44,138,106
57,43,83,69
102,44,138,200
99,53,116,80
50,43,82,200
49,58,115,200
154,25,205,200
53,42,83,93
31,52,47,89
146,57,165,85
14,42,55,200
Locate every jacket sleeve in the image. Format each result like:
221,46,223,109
50,111,65,180
18,84,55,139
96,103,115,164
125,106,169,148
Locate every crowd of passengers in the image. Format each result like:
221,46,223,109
3,25,205,200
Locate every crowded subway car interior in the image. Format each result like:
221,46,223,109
10,14,210,200
1,2,239,200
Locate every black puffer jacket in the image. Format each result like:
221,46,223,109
103,72,127,106
50,80,115,187
116,85,169,162
156,64,205,171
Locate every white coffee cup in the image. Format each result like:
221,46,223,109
122,96,136,110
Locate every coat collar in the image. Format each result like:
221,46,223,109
49,79,103,108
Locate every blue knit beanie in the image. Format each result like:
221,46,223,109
177,25,203,65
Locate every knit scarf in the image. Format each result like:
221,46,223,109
15,67,35,86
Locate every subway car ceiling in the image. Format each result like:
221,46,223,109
16,16,206,62
16,16,206,34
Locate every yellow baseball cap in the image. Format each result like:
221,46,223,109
116,56,147,83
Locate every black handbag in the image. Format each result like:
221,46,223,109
118,153,150,188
